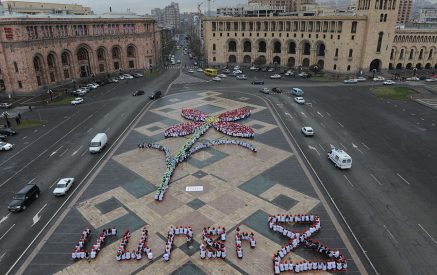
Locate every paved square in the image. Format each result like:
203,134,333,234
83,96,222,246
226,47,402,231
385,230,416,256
24,91,359,275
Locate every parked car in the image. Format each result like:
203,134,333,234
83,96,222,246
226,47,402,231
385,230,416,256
356,76,367,82
373,76,385,81
71,90,86,97
260,87,271,94
425,78,437,82
218,74,227,78
8,184,40,212
301,127,314,136
222,69,231,74
123,74,134,79
87,83,99,89
272,87,283,93
270,74,282,79
249,66,258,71
284,71,294,77
251,80,264,85
0,127,17,136
132,90,145,96
261,67,268,72
298,72,309,78
383,80,396,85
233,70,242,74
0,134,8,141
53,178,75,196
212,77,221,81
196,68,203,72
294,97,305,104
71,98,84,105
0,102,13,108
188,69,194,73
110,78,119,83
0,141,13,151
406,76,419,81
133,73,144,78
149,90,162,100
118,75,125,80
343,79,358,84
236,74,247,80
268,68,275,72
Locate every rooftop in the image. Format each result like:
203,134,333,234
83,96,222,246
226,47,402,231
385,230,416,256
0,12,151,20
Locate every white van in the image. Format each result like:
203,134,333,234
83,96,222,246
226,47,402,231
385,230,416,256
291,88,304,96
328,148,352,169
89,133,108,153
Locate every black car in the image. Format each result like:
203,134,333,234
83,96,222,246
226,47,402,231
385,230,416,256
251,80,265,85
0,134,7,141
272,87,283,93
261,67,268,72
132,90,145,96
149,90,162,100
0,127,17,136
8,184,40,212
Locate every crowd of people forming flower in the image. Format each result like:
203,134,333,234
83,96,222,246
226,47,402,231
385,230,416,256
235,227,256,258
268,214,347,274
163,226,194,261
116,227,153,261
200,226,227,259
72,227,117,260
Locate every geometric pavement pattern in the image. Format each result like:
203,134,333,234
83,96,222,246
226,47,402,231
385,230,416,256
24,91,357,275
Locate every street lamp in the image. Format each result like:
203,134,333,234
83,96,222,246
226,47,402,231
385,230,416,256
372,69,377,79
413,67,417,76
48,89,53,101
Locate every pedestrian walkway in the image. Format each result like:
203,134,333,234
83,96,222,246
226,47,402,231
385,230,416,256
416,97,437,110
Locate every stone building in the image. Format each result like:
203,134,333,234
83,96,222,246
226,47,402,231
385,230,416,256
202,0,437,73
3,1,92,15
397,0,413,23
0,14,159,94
248,0,316,12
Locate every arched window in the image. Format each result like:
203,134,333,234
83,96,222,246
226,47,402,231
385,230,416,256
288,42,296,54
33,56,43,72
97,48,106,61
77,48,89,61
400,49,404,59
258,41,266,52
347,65,351,71
419,49,424,60
335,48,339,57
303,42,311,55
409,49,414,60
429,49,434,60
273,41,281,53
61,52,70,66
112,47,121,59
376,32,383,52
243,41,251,52
213,57,216,62
47,54,56,69
228,41,237,52
317,44,325,56
127,45,136,58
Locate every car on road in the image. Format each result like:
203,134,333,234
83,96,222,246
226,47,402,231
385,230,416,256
249,66,258,71
373,76,385,81
110,78,119,83
87,83,99,89
343,79,358,84
356,76,367,82
149,90,162,100
233,70,242,74
284,71,294,77
0,141,13,151
406,76,419,81
212,76,221,81
0,134,7,141
251,80,264,85
218,74,227,78
222,69,231,74
188,69,194,73
236,74,247,80
132,90,145,96
270,74,282,79
328,148,352,169
123,74,134,79
71,89,85,97
0,102,13,108
53,178,75,196
301,127,314,136
177,60,181,64
133,73,144,78
272,87,282,93
71,98,84,105
294,96,305,104
0,127,17,136
298,72,310,78
261,67,268,72
268,68,275,72
197,68,203,72
425,78,437,82
383,80,396,85
291,88,304,96
8,184,40,212
260,87,270,94
118,75,125,80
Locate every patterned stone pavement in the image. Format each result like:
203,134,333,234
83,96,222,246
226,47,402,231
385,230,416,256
23,91,360,275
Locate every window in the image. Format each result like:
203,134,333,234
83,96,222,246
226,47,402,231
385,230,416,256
333,64,337,70
114,62,119,70
50,72,55,82
349,49,353,57
351,21,357,33
376,32,383,52
409,49,414,59
129,60,134,68
0,79,5,91
347,65,351,71
18,81,22,88
14,62,18,73
335,48,339,57
352,35,355,40
99,64,105,72
213,57,216,62
213,44,216,51
64,69,70,79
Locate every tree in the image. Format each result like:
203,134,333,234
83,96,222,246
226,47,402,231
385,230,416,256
189,36,202,57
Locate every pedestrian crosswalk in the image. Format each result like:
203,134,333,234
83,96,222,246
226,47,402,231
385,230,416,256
164,65,198,70
416,98,437,110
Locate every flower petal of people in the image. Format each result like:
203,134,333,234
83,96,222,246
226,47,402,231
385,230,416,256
164,122,203,137
213,122,255,138
181,108,209,122
218,107,251,122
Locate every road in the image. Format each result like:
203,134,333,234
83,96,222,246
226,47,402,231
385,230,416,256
0,66,180,274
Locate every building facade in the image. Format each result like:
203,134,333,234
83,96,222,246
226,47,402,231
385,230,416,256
217,4,286,17
0,14,159,94
3,1,92,15
151,2,180,30
248,0,316,12
203,0,437,73
418,6,437,23
397,0,413,23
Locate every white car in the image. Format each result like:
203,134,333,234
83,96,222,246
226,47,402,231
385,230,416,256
343,79,358,84
197,68,203,72
218,74,227,78
260,87,270,94
383,80,395,85
233,66,240,71
53,178,75,196
118,75,125,80
111,78,119,83
0,141,13,151
294,97,305,104
212,76,221,81
0,102,13,108
406,76,419,81
301,127,314,136
188,69,194,73
373,76,385,81
87,83,99,89
177,60,181,64
249,66,257,71
270,74,282,79
268,68,274,72
285,71,294,77
123,74,134,79
233,70,242,74
71,98,84,105
425,78,437,82
236,74,247,80
356,76,366,82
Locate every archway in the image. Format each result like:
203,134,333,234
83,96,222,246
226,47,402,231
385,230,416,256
97,47,108,73
406,63,412,69
425,63,431,69
302,42,311,55
317,43,325,56
228,55,237,63
369,59,381,71
77,47,92,77
396,63,402,69
61,51,72,79
243,55,251,64
388,63,394,70
287,57,295,68
112,46,122,71
33,55,45,86
127,44,137,69
228,41,237,52
273,56,281,65
317,59,324,69
258,41,266,53
243,41,251,52
273,41,281,53
255,55,266,66
47,53,58,83
302,58,310,67
416,63,422,69
288,41,296,54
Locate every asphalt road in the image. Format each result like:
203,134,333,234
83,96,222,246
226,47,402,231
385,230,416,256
0,67,180,274
171,72,437,274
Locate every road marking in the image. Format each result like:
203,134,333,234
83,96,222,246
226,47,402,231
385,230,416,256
80,149,88,157
33,129,38,133
418,224,437,245
316,111,324,118
49,177,60,189
343,175,354,187
309,112,315,117
0,252,5,263
0,224,15,241
71,145,83,156
0,213,11,224
420,118,425,121
340,143,347,150
318,143,325,151
105,127,111,132
308,145,320,156
330,144,335,149
383,224,398,243
22,136,27,140
397,173,411,185
326,112,332,117
320,122,326,128
352,143,364,154
301,112,307,118
370,174,383,186
28,178,36,185
49,145,63,157
337,121,344,128
361,142,370,150
59,148,69,157
32,203,47,227
86,127,93,133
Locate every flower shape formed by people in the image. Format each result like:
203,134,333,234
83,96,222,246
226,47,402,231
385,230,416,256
164,107,255,138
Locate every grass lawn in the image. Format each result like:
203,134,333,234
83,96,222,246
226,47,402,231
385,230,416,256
50,95,75,105
370,87,414,100
17,119,47,129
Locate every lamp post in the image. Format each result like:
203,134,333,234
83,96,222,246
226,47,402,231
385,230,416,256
48,89,53,102
372,69,377,79
413,67,417,76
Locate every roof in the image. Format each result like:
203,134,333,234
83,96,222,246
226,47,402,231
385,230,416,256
0,12,153,21
332,149,351,158
17,184,37,193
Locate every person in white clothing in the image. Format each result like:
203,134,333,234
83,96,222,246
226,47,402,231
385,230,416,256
163,252,169,261
147,252,153,259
